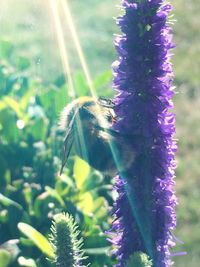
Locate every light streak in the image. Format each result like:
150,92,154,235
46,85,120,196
49,0,88,162
60,0,96,100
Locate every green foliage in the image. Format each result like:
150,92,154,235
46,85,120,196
18,223,54,259
0,41,113,267
0,249,12,267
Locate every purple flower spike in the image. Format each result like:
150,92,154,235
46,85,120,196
111,0,177,266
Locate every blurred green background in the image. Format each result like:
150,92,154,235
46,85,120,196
0,0,199,266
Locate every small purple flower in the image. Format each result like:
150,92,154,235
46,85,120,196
111,0,177,266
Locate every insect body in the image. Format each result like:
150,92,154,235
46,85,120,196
59,96,134,176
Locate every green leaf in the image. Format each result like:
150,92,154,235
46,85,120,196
3,96,24,118
17,222,54,259
74,72,89,96
58,173,75,188
19,238,34,247
78,192,94,214
0,193,23,210
0,109,20,142
0,210,8,223
93,197,107,217
27,118,48,141
20,87,36,110
93,70,112,90
39,85,69,119
84,171,104,191
73,157,90,190
84,234,109,249
45,186,65,207
0,249,11,267
54,85,70,115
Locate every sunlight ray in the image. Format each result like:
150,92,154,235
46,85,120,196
60,0,122,173
60,0,96,100
49,0,88,163
49,3,140,239
49,0,75,99
58,3,143,238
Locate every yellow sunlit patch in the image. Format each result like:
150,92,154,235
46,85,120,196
78,192,94,215
73,156,90,190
